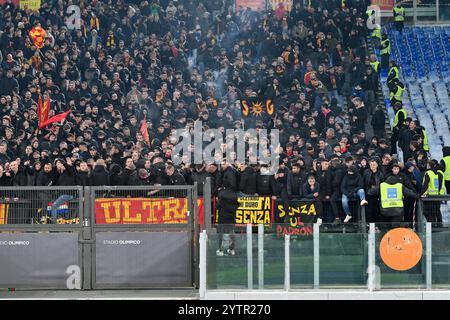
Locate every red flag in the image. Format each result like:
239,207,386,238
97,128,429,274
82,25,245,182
140,116,150,145
37,95,50,128
39,109,72,129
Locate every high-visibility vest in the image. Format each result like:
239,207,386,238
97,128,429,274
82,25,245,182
370,61,380,73
380,182,404,209
422,128,429,152
424,170,445,195
372,25,381,39
380,39,390,55
390,84,404,102
443,156,450,181
393,6,405,22
393,108,407,128
388,66,399,80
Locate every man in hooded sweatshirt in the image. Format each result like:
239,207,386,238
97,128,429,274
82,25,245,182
341,165,368,223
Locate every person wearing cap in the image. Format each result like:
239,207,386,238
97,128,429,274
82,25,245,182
341,165,368,223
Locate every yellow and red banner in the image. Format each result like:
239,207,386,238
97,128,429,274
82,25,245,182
214,196,274,225
37,95,50,128
235,0,265,11
95,198,204,226
20,0,41,10
0,204,9,224
371,0,394,10
269,0,293,12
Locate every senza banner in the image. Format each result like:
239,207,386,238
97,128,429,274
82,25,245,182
274,199,317,237
214,196,274,225
95,198,204,226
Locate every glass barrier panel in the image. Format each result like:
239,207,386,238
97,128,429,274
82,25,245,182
318,223,367,288
375,222,427,289
267,223,315,289
417,3,438,22
432,228,450,288
206,225,249,289
439,2,450,21
261,231,285,289
288,223,314,289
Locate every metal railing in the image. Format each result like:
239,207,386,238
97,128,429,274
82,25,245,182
0,186,83,226
0,184,199,290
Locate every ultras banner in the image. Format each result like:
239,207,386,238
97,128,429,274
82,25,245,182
95,198,204,226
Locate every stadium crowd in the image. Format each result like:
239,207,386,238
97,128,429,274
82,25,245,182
0,0,448,226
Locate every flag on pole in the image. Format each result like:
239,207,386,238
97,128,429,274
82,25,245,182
37,95,50,128
140,116,150,145
29,25,46,49
38,109,72,129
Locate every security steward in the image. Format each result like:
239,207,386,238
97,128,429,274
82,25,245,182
387,60,399,85
440,146,450,194
388,78,405,106
421,160,446,227
380,34,390,71
370,54,380,75
391,101,407,155
393,2,405,34
368,175,418,224
371,24,382,49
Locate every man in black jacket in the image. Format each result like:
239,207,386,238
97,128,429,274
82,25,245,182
75,161,90,186
89,159,110,186
36,163,54,186
221,160,238,192
238,162,257,195
329,158,346,222
206,163,222,196
191,163,209,196
54,158,76,186
216,159,239,256
165,163,186,185
363,158,384,223
256,164,277,196
341,165,368,223
286,163,306,199
315,159,332,224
